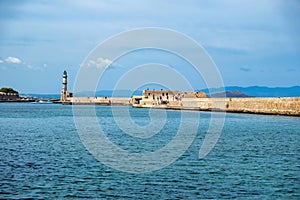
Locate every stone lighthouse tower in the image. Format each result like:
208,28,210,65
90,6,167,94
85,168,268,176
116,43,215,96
60,70,70,102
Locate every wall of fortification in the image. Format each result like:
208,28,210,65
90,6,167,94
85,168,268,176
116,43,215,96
68,97,131,105
67,95,299,116
181,97,300,116
226,97,300,115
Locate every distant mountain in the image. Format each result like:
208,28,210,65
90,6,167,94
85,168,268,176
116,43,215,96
20,93,60,99
199,86,300,97
74,90,142,97
209,90,251,98
22,86,300,99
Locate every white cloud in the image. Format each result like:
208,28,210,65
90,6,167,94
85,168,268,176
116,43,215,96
1,56,43,70
83,57,113,69
5,56,22,64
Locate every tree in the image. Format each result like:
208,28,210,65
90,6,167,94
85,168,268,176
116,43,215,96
0,87,19,94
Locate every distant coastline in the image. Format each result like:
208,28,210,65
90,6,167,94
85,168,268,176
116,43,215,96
0,88,60,103
6,86,298,99
59,86,300,98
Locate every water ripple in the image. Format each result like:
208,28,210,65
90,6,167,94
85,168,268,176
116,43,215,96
0,103,299,199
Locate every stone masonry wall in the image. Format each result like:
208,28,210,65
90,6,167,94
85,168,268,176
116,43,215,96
67,97,131,105
181,97,300,116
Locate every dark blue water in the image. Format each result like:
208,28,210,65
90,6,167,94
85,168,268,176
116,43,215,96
0,103,299,199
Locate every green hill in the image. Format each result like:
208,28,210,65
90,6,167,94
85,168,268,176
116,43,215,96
0,87,19,94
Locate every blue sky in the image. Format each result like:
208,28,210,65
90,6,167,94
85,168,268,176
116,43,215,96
0,0,299,93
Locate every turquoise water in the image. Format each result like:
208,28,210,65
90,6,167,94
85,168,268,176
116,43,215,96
0,103,299,199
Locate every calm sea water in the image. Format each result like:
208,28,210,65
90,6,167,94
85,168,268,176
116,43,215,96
0,103,299,199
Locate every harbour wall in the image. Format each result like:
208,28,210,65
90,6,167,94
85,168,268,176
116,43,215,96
134,97,300,116
182,97,300,116
64,97,132,105
61,96,300,116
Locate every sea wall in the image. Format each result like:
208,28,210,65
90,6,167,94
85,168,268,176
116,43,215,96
65,97,131,105
63,96,300,116
182,97,300,116
133,97,300,116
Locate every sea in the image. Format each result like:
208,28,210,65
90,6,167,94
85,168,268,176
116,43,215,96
0,103,299,199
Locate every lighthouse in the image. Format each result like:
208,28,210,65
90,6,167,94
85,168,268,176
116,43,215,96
62,70,67,92
60,70,72,102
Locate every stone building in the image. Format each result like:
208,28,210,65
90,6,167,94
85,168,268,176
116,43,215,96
133,89,206,106
0,92,19,101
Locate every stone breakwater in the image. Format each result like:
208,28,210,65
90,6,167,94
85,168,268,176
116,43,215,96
62,97,132,106
133,97,300,116
60,97,300,116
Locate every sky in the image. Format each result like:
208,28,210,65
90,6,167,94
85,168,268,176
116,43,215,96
0,0,299,93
